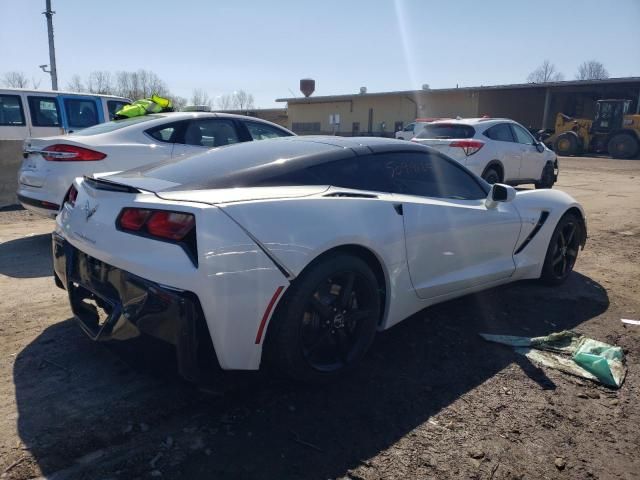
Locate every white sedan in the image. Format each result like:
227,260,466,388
18,112,294,217
53,136,586,382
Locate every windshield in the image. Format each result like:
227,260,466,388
72,115,163,136
417,124,476,139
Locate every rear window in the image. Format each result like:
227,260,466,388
417,124,475,139
0,94,25,126
73,115,161,136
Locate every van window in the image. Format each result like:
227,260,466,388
64,98,99,129
0,94,25,126
108,100,130,120
28,96,60,127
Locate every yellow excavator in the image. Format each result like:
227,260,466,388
544,99,640,159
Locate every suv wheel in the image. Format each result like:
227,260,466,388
535,163,555,189
482,167,501,184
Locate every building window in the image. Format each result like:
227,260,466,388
292,122,321,133
352,122,360,135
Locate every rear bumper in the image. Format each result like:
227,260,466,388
17,193,59,217
52,232,209,380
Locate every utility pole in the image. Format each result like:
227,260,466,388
43,0,58,90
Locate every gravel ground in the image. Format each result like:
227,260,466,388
0,156,638,480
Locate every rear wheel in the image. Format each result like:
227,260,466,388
482,167,501,184
540,213,582,285
265,253,380,382
554,133,579,156
608,133,639,159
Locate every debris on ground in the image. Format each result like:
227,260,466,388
480,330,626,388
621,318,640,326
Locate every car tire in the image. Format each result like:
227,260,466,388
554,132,579,156
482,167,501,184
264,253,380,383
535,163,555,189
539,212,582,285
608,133,639,159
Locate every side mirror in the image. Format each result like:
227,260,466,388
535,142,545,153
486,183,516,208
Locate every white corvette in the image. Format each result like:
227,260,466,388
53,136,587,382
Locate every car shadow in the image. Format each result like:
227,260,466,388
0,233,52,278
13,271,609,478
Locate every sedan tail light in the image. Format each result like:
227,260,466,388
67,185,78,207
117,208,195,241
449,139,484,156
42,144,107,161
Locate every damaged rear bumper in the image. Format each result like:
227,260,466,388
52,232,209,381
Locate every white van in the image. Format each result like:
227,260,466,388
0,89,130,207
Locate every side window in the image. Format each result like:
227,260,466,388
146,123,180,143
182,119,239,147
484,123,514,142
28,96,60,127
107,100,130,120
0,94,25,126
245,121,291,140
404,123,415,132
511,124,535,145
64,99,99,129
366,152,487,200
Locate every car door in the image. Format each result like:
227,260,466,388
171,118,240,159
380,151,522,299
510,123,544,180
483,123,522,181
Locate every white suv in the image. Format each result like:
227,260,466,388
412,118,558,188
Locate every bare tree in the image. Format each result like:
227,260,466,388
114,70,169,100
31,77,42,89
231,90,255,111
66,74,85,92
527,60,564,83
576,60,609,80
190,88,212,108
2,71,29,88
87,71,113,94
169,95,187,112
216,94,234,110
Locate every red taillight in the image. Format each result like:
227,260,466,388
449,139,484,156
67,185,78,206
119,208,152,231
146,211,195,241
42,144,106,162
117,208,195,241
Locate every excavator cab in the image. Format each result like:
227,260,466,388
592,99,630,134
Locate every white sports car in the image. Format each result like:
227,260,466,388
53,136,586,382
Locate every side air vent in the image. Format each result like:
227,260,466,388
84,176,142,194
323,192,378,199
514,211,550,255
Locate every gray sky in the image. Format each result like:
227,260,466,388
1,0,638,107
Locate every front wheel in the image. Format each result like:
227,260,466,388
540,213,582,285
265,253,381,382
535,163,555,189
608,133,639,159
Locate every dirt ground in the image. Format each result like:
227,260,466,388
0,156,639,480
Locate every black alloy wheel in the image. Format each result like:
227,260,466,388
540,213,581,285
300,270,376,372
265,253,380,382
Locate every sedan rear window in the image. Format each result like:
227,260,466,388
416,124,475,139
73,115,161,136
